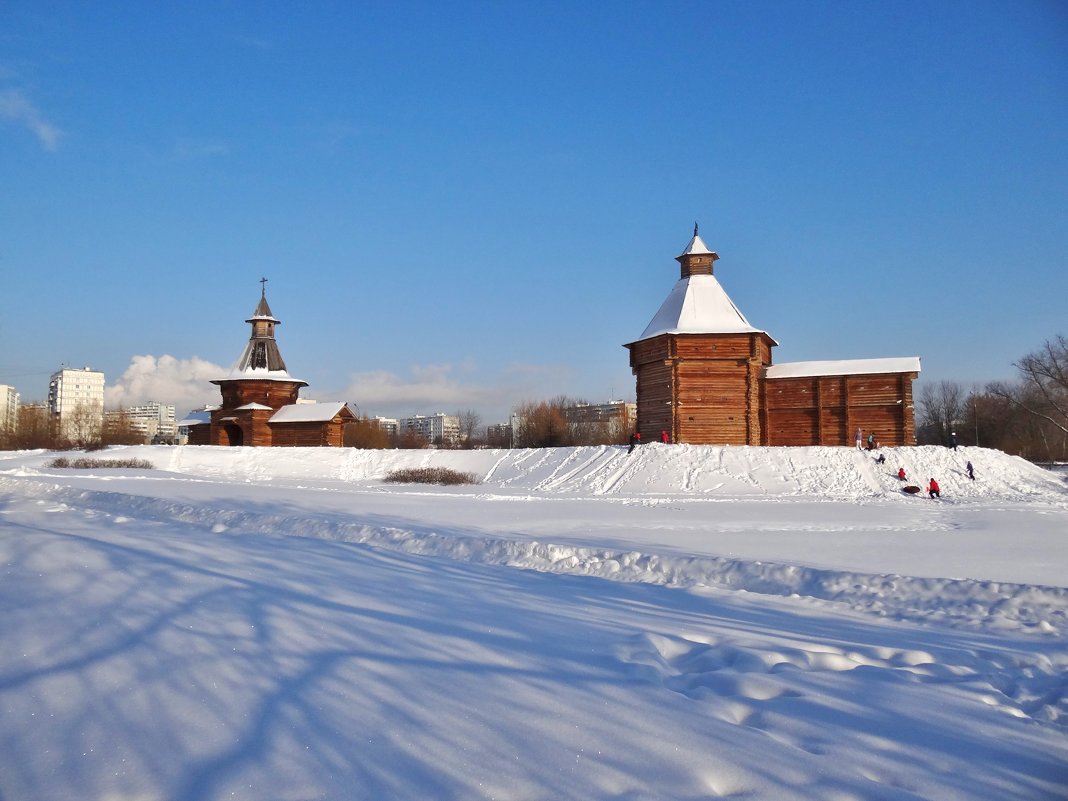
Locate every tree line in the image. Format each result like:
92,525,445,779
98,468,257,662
343,398,631,450
917,334,1068,462
7,335,1062,459
0,405,144,451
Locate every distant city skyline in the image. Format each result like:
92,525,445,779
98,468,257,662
3,2,1066,423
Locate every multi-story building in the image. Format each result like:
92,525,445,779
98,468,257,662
48,367,105,443
564,400,636,438
0,385,19,433
398,413,460,446
485,423,513,448
112,402,177,443
373,417,399,439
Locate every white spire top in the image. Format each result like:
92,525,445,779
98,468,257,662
679,222,715,258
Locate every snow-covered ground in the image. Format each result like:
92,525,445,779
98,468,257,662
1,443,1066,800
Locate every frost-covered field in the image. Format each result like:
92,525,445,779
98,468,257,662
1,443,1066,800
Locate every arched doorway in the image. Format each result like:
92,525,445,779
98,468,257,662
223,423,244,446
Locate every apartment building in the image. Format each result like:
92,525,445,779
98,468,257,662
109,401,177,443
0,385,19,432
398,413,460,446
48,367,105,442
563,400,636,437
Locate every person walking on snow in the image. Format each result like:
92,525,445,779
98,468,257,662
628,431,641,454
928,478,940,499
966,461,975,480
949,431,958,451
855,429,863,449
898,467,907,481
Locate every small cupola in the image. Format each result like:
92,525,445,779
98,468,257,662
676,222,719,279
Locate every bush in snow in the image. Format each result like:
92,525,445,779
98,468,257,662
47,457,154,470
384,467,480,485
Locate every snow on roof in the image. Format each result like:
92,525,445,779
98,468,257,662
236,402,273,411
269,402,353,424
632,275,776,343
213,366,308,384
766,357,921,379
679,232,715,257
177,409,212,426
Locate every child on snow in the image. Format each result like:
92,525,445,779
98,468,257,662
928,478,940,499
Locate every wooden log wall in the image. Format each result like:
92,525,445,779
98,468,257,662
217,379,302,411
186,425,210,446
629,332,772,445
210,408,275,447
764,371,918,446
269,420,345,447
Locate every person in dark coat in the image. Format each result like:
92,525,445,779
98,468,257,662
875,453,886,464
949,432,958,451
966,461,975,480
628,431,641,454
928,478,940,498
867,432,875,450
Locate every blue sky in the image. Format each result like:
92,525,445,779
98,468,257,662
2,1,1066,423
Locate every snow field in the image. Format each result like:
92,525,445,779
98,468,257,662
0,443,1066,800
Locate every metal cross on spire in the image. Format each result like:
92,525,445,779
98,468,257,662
694,222,699,237
260,276,268,297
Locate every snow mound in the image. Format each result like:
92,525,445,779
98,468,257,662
85,443,1068,502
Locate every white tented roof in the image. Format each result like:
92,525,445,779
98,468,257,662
633,275,776,343
766,357,922,379
236,402,273,411
269,402,353,424
679,232,715,257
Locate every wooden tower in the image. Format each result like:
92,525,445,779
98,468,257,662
625,226,777,445
209,281,308,446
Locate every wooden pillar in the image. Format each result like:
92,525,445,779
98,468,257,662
844,377,852,444
814,378,822,445
671,360,679,444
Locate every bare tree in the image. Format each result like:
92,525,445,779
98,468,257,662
344,416,392,449
916,381,966,445
102,409,145,446
455,409,482,449
989,334,1068,437
513,396,575,448
60,402,103,449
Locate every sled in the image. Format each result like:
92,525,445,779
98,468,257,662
902,485,922,495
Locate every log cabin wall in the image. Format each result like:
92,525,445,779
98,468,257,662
186,425,210,446
630,332,771,445
269,419,345,447
209,408,275,447
764,371,918,446
218,380,302,410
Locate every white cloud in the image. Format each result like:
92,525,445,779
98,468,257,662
104,355,225,413
0,87,61,151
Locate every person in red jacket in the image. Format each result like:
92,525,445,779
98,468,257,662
660,430,669,443
928,478,940,498
898,467,907,481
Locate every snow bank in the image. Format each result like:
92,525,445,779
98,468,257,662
91,442,1068,502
